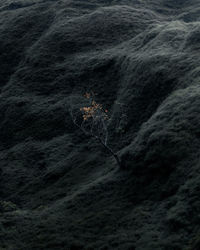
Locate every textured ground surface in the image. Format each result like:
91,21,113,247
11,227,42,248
0,0,200,249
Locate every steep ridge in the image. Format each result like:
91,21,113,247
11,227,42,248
0,0,200,249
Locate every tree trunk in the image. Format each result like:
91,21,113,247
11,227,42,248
98,138,121,168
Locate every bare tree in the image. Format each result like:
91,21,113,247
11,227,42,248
69,92,121,167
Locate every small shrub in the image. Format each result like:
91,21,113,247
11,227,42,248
69,92,121,167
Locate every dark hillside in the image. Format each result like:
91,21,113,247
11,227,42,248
0,0,200,249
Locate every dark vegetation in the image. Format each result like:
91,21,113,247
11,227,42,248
0,0,200,249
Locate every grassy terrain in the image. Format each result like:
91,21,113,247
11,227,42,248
0,0,200,249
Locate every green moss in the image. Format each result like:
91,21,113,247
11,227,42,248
0,200,17,213
185,232,200,250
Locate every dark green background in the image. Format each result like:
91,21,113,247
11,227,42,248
0,0,200,249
